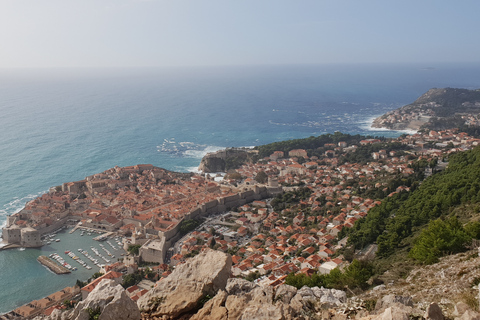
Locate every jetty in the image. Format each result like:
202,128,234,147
93,232,114,241
69,222,82,234
37,255,70,274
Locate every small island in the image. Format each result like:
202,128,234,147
371,87,480,131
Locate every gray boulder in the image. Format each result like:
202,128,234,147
72,279,140,320
375,294,413,311
312,286,347,306
137,249,232,319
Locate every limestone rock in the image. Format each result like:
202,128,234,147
424,302,444,320
190,290,228,320
274,284,298,304
375,294,413,311
225,285,276,320
241,303,289,320
225,278,258,296
373,306,409,320
455,310,480,320
372,285,386,291
453,302,471,317
193,278,298,320
312,286,347,307
137,249,231,319
72,279,140,320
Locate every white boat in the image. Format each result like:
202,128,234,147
55,239,60,242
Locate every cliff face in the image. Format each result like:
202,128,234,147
198,148,255,173
198,155,227,173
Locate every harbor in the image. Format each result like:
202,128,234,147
0,226,127,314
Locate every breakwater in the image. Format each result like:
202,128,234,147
37,255,70,274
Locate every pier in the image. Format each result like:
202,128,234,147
37,256,70,274
93,232,114,241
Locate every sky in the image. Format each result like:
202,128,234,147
0,0,479,68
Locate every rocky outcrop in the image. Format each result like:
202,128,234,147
137,249,232,319
38,279,140,320
187,278,350,320
198,148,254,173
375,294,413,311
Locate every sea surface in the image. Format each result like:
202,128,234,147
1,63,480,313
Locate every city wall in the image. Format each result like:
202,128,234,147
140,185,282,263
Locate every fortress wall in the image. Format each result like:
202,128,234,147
37,216,71,235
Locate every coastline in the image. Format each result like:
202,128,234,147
364,114,418,135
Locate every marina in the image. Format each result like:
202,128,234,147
0,226,127,314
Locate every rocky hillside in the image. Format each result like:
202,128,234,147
372,87,480,131
35,249,480,320
198,148,256,173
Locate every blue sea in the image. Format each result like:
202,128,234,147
1,63,480,313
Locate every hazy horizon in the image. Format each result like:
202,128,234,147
1,0,479,69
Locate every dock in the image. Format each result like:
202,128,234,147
69,222,82,234
37,255,71,274
93,232,114,241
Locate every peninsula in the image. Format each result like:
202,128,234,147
371,87,480,131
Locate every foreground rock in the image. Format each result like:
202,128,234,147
73,279,141,320
37,279,140,320
189,278,349,320
137,249,232,319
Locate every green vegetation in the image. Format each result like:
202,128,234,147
87,307,101,320
128,244,142,255
344,146,480,264
63,299,75,309
409,216,471,264
122,270,146,288
224,150,252,171
91,272,104,280
76,279,87,288
255,132,379,159
271,187,313,212
245,270,261,282
185,249,200,258
413,88,480,118
179,219,202,235
285,259,373,291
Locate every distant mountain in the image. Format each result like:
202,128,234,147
372,88,480,131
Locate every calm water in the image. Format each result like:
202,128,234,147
0,228,126,313
1,63,480,312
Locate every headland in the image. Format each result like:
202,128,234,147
371,87,480,131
